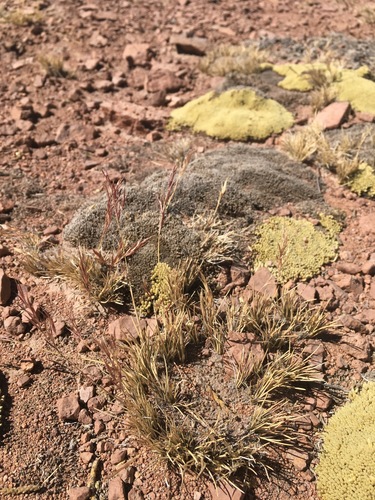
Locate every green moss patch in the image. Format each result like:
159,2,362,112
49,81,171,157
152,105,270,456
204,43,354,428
347,162,375,197
168,88,294,141
252,216,340,282
316,382,375,500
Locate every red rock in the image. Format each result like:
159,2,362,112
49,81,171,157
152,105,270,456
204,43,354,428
78,409,93,425
94,419,105,435
314,101,351,130
120,466,136,484
285,449,310,471
17,374,33,388
0,269,11,305
357,308,375,325
123,43,152,67
84,58,101,71
128,489,145,500
315,283,335,302
79,386,95,404
68,486,91,500
111,449,127,465
336,262,361,275
356,111,374,123
247,267,278,298
93,79,114,92
315,393,332,411
340,333,371,361
56,394,81,421
296,283,316,302
358,213,375,235
108,315,140,341
339,314,366,333
80,451,94,464
146,69,183,93
333,274,364,296
108,476,126,500
3,315,24,335
170,35,208,56
208,482,245,500
362,260,375,276
89,31,108,47
87,395,106,412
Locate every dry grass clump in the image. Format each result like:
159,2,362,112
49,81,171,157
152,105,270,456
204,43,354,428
100,276,333,486
309,85,338,112
280,124,375,183
360,6,375,25
280,124,321,162
199,44,270,77
0,8,43,26
38,55,72,78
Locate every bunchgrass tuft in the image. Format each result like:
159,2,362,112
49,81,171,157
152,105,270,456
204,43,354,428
100,275,334,487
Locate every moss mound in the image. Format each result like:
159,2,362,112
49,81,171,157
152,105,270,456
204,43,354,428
316,382,375,500
168,88,294,140
272,63,375,114
252,216,340,282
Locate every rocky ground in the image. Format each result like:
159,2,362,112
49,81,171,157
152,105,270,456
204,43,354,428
0,1,375,499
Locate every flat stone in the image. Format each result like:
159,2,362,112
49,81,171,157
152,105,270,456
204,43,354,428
208,482,245,500
286,449,310,471
68,486,91,500
170,35,208,56
296,282,316,302
314,101,351,130
247,267,278,298
336,261,361,275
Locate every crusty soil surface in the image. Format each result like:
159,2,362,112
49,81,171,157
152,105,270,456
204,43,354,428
0,1,374,499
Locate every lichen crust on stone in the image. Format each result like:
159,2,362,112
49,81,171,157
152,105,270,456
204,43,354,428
168,88,294,140
252,215,340,282
272,62,375,114
316,382,375,500
347,162,375,197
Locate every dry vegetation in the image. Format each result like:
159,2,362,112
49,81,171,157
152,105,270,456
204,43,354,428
280,124,375,182
9,156,337,489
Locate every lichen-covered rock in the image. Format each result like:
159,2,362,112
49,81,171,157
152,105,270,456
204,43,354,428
273,62,375,115
168,88,294,140
316,382,375,500
252,215,340,282
348,163,375,197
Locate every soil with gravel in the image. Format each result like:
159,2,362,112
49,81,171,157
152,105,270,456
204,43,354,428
0,1,374,499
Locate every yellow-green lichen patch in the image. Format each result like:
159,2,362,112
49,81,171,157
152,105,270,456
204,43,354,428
347,162,375,197
316,382,375,500
272,62,375,114
168,89,294,141
139,262,182,315
252,216,340,282
334,72,375,115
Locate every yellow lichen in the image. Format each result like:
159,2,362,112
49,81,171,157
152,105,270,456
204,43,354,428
168,88,294,141
139,262,179,315
252,216,339,282
272,62,375,114
316,382,375,500
347,162,375,197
